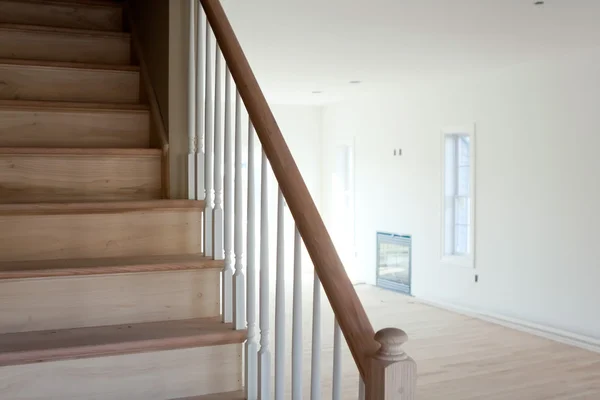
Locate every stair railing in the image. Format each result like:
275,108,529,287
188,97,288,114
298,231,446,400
189,0,417,398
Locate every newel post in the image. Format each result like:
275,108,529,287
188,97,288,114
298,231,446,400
367,328,417,400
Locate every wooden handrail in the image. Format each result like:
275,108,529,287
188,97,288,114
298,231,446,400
200,0,378,379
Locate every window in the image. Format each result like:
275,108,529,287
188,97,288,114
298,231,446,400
442,126,475,265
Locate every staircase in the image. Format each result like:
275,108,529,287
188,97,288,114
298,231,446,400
0,0,418,399
0,1,244,399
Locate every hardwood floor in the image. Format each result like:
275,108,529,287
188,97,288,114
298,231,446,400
275,283,600,399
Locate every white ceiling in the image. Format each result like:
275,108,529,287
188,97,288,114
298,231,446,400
221,0,600,104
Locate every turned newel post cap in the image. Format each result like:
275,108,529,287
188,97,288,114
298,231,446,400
374,328,409,361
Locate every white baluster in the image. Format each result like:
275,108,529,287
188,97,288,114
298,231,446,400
274,190,285,400
359,378,366,400
292,226,303,400
195,2,205,201
258,150,271,400
333,319,342,400
187,0,196,200
203,22,214,258
245,122,258,400
222,68,233,323
311,272,322,400
213,45,224,260
233,91,246,330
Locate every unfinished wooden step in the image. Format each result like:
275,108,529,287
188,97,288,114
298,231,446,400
0,200,204,262
0,23,131,65
0,317,245,366
0,267,219,334
0,99,149,111
0,100,150,148
173,392,246,400
0,327,242,399
0,59,140,103
0,347,242,400
0,147,161,203
0,0,123,32
0,254,222,280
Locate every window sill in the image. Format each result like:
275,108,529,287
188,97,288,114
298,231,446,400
441,255,474,269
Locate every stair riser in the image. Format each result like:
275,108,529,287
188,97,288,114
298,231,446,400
0,108,150,148
0,208,202,262
0,269,219,334
0,29,131,65
0,64,139,103
0,152,161,203
0,344,242,400
0,0,123,31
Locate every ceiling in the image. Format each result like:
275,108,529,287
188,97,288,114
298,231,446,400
221,0,600,104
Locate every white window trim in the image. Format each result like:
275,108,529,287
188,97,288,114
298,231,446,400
441,124,476,268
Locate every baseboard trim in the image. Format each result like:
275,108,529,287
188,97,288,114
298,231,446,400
417,297,600,354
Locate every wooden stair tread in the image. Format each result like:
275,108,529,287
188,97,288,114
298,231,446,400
0,22,129,38
0,254,221,280
0,101,150,148
0,317,246,367
0,148,162,203
172,391,246,400
0,200,204,262
0,147,160,156
12,0,124,8
0,0,124,33
0,58,139,72
0,99,149,112
0,59,139,103
0,21,131,65
0,199,205,215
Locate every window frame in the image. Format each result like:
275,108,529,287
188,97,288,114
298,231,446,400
441,124,476,268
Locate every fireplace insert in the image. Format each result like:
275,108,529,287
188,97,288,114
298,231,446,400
376,232,411,295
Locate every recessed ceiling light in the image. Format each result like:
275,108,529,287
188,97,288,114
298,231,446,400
312,90,322,94
349,80,362,84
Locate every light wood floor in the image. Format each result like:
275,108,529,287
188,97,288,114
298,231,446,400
273,282,600,400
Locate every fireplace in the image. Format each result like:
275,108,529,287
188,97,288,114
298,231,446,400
376,232,411,295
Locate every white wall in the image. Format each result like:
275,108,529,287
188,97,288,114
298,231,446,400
271,104,323,209
322,47,600,342
263,104,323,277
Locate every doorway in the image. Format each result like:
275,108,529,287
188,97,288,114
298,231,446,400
330,141,358,282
